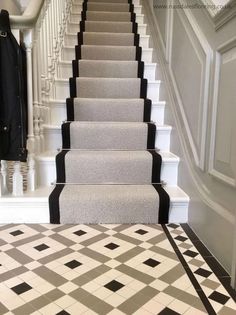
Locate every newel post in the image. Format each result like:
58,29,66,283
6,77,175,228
23,29,36,191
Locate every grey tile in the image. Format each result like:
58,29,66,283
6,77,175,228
0,267,28,281
147,233,167,245
88,224,109,232
80,248,110,263
149,245,179,261
45,288,64,302
39,248,73,264
159,264,185,284
179,243,193,250
118,286,158,314
0,224,15,231
116,264,155,284
11,234,44,247
201,278,220,290
50,233,76,247
189,258,205,267
30,295,51,310
80,233,107,247
5,248,33,264
34,266,67,287
26,224,48,232
113,224,130,233
73,265,110,286
164,286,204,310
218,306,236,315
11,302,36,315
70,288,112,315
115,233,142,245
116,246,144,263
0,302,8,315
0,238,7,246
51,225,75,233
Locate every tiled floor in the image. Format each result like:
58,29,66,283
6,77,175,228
0,224,235,315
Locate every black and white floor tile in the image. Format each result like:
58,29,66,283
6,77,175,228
0,223,235,314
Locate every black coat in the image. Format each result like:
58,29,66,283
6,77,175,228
0,10,27,162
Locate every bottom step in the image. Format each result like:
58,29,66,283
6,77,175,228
49,184,169,224
0,186,189,224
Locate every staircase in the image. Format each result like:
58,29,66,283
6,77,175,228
0,0,189,224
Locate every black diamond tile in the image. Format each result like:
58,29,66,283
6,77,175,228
183,250,198,258
158,307,180,315
73,230,87,236
167,224,179,229
11,282,32,295
56,311,71,315
135,229,148,235
194,267,212,278
104,243,120,250
10,230,24,236
208,291,230,305
65,260,82,269
143,258,160,268
174,235,188,242
104,280,124,292
34,243,49,251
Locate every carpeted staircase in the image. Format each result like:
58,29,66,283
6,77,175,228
49,0,170,224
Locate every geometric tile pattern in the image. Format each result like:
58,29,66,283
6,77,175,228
0,223,234,314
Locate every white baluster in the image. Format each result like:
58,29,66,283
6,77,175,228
27,154,36,191
12,162,23,196
0,160,9,195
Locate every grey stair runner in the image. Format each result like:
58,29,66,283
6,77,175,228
49,0,170,224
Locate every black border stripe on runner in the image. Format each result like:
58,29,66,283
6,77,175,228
62,122,71,149
140,78,147,98
147,122,156,149
134,33,140,46
162,225,217,314
138,61,144,78
143,99,152,122
136,46,142,61
129,3,134,12
77,32,84,45
153,185,170,223
131,12,136,22
72,60,79,77
75,45,81,60
181,224,236,302
49,184,64,224
81,10,86,21
56,150,69,183
66,98,74,121
148,150,162,183
69,78,77,98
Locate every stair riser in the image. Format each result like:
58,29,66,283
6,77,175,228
54,80,160,101
36,154,178,187
49,100,165,126
70,13,145,24
72,4,143,14
58,61,156,80
61,46,153,63
43,125,171,152
66,23,147,35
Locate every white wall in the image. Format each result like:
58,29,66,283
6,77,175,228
0,0,21,14
146,0,236,272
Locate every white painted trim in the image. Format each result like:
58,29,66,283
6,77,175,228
209,37,236,188
144,0,234,224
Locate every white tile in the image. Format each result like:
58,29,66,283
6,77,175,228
184,307,207,314
82,281,101,293
143,299,165,314
39,302,62,315
168,299,192,313
153,292,175,306
58,282,78,294
66,301,88,314
105,293,126,307
55,295,77,308
93,287,113,299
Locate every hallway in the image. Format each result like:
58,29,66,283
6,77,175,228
0,223,235,314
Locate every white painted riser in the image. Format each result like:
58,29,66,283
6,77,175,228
67,22,147,35
42,124,171,152
61,46,153,63
70,13,145,24
49,99,165,126
36,151,179,187
57,61,156,81
53,79,160,102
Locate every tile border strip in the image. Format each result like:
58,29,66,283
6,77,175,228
162,224,217,315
